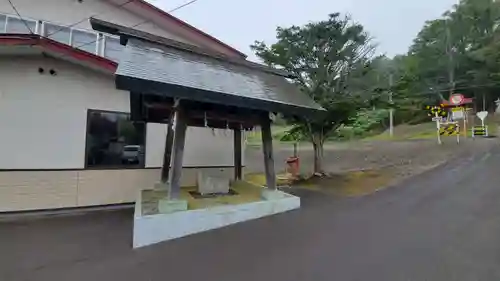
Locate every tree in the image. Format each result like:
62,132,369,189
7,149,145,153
251,13,375,174
395,0,500,113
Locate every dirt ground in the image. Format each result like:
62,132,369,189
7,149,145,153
245,137,499,188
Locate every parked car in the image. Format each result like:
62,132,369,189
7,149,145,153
121,145,144,164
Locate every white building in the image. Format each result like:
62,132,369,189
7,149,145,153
0,0,247,212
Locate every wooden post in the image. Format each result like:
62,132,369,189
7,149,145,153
260,115,276,189
160,116,174,183
168,107,188,199
233,128,243,180
161,99,180,184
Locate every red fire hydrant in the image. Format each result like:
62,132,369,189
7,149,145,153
286,156,300,178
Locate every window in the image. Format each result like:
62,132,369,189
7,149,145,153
43,22,70,44
104,35,124,62
86,110,146,169
6,16,36,34
0,14,6,33
72,29,98,54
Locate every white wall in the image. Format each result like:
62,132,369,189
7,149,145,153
0,0,194,45
0,56,236,169
146,125,243,167
0,167,239,211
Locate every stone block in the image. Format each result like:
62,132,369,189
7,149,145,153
197,172,230,195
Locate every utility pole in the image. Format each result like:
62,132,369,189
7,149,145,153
389,73,394,138
375,72,380,111
446,19,455,97
483,92,486,111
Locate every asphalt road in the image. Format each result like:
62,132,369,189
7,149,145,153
2,144,500,280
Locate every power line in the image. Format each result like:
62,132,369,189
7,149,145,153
398,82,500,98
49,0,200,51
6,0,34,34
110,0,199,39
162,0,198,15
108,0,199,30
45,0,136,37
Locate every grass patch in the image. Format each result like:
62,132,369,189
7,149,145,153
367,118,498,141
293,169,395,197
366,122,437,141
245,173,293,187
245,125,294,145
140,181,266,215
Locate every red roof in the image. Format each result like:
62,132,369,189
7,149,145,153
441,98,474,107
0,34,117,72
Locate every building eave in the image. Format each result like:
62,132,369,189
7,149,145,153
0,34,117,73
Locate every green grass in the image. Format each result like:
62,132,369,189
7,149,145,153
245,125,293,145
365,122,437,141
368,118,498,141
245,116,498,146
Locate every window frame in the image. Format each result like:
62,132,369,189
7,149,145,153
5,15,36,34
0,12,116,59
0,14,7,33
71,28,100,55
102,34,124,62
84,109,148,170
42,21,72,45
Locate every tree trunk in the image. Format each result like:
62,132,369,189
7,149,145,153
311,133,325,175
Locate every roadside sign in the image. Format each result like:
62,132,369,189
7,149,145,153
451,107,465,120
472,126,488,137
450,94,465,105
476,111,488,121
476,111,488,127
426,105,446,117
439,123,459,136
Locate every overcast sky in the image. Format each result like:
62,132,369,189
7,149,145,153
149,0,459,61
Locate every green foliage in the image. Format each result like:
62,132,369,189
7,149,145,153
251,13,378,172
350,109,390,132
330,109,389,140
252,0,500,171
394,0,500,112
279,124,308,142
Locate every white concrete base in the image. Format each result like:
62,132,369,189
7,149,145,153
133,189,300,248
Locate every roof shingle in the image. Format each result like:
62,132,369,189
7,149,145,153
91,18,324,116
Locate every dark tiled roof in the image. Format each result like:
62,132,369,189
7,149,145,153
90,18,293,77
90,18,324,116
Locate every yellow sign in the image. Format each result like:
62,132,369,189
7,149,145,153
472,126,488,137
439,124,459,136
451,107,465,120
426,105,446,117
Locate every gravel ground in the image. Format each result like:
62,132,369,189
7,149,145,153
245,137,499,185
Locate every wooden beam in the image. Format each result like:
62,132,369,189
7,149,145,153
143,101,260,125
260,115,276,189
233,128,243,180
168,105,188,199
129,92,145,122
